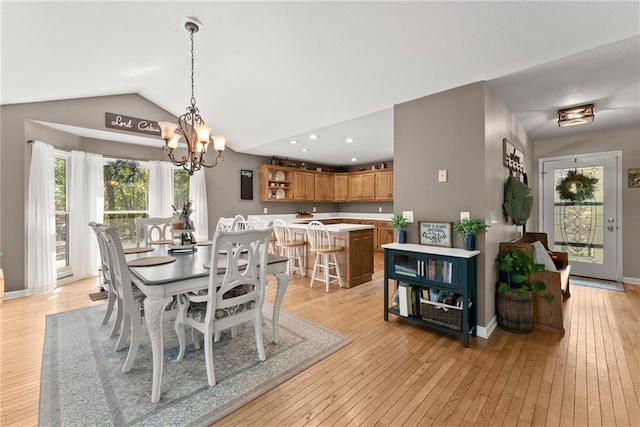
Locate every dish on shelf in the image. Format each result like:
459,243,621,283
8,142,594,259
275,188,285,199
274,171,285,181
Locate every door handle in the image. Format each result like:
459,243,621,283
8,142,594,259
607,225,615,231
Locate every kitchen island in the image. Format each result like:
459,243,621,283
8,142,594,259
286,223,374,288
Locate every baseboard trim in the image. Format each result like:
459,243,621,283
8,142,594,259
2,289,32,300
476,315,497,339
623,276,640,286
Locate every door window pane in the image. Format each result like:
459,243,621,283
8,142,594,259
553,166,604,264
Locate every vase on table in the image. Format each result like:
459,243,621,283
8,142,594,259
397,229,407,244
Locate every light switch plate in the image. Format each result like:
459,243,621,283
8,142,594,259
263,207,268,214
490,211,498,224
402,211,414,223
312,207,316,212
460,211,470,220
438,169,448,182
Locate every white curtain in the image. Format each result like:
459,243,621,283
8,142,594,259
27,141,56,292
189,171,209,240
69,151,104,279
149,161,174,217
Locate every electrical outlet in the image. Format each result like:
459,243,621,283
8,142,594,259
402,211,414,223
263,207,268,214
438,169,448,182
460,211,470,220
378,206,382,213
312,206,316,213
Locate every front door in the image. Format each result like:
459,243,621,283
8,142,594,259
540,152,620,281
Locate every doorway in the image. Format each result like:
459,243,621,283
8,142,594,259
539,151,621,281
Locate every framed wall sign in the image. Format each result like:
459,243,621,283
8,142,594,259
240,169,253,200
419,221,452,247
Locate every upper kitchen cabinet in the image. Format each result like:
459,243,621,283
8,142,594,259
375,170,393,201
314,172,335,201
334,174,349,201
259,165,294,201
348,172,375,201
293,171,315,201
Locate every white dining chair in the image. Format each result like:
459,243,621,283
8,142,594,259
272,219,306,277
89,222,122,337
216,215,244,231
135,217,172,247
174,228,272,386
247,218,276,253
306,220,344,292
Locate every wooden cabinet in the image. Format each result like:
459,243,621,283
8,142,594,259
349,230,374,285
314,173,335,201
260,165,393,202
376,220,394,252
259,165,294,201
375,170,393,201
334,174,349,201
293,171,315,201
383,244,478,347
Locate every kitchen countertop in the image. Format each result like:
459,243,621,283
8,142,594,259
247,212,393,224
287,223,374,232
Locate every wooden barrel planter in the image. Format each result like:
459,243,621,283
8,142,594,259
496,287,533,333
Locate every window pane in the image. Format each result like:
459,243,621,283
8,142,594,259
54,158,66,211
103,160,149,244
174,169,190,208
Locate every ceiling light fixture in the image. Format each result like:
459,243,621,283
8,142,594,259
158,18,226,175
301,148,309,152
351,157,357,162
289,140,299,144
558,103,595,127
345,138,355,143
309,134,319,140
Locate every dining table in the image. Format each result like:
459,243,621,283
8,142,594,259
127,245,289,403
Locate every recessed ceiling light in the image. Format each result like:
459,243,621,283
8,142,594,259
346,137,355,143
351,157,357,162
309,134,319,140
289,140,299,144
302,148,309,152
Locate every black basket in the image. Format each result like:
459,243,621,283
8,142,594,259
420,298,470,331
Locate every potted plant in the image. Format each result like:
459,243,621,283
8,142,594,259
495,250,551,333
452,217,489,251
390,213,407,243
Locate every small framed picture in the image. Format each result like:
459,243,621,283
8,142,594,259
419,221,452,247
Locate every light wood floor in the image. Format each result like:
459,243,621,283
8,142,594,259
1,254,639,426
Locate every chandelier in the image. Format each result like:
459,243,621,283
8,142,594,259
158,18,226,175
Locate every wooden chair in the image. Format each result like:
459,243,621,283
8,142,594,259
306,220,344,292
135,217,172,247
272,219,306,277
174,228,271,386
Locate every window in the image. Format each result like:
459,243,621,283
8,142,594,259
103,160,149,245
102,160,189,245
54,153,71,278
174,169,190,208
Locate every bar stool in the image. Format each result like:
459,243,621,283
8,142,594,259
272,219,306,277
306,220,344,292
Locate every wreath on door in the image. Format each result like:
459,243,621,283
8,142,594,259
555,170,598,202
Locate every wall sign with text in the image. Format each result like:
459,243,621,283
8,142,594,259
419,221,452,247
105,112,161,136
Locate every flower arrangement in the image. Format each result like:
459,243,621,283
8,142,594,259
172,200,194,229
452,218,489,236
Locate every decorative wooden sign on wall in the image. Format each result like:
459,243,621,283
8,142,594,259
105,112,162,136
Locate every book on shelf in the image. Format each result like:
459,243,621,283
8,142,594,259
398,282,410,317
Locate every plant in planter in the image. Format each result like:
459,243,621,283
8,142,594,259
452,217,489,251
495,250,552,333
390,214,407,243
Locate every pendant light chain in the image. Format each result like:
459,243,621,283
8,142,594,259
190,28,196,109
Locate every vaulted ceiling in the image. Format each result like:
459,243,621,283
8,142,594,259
2,1,638,165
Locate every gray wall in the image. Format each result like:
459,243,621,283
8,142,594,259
532,126,640,280
394,81,533,328
0,93,362,292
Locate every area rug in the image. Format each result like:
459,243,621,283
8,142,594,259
39,304,351,426
570,277,626,292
